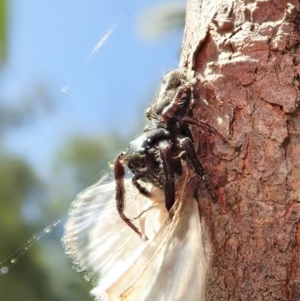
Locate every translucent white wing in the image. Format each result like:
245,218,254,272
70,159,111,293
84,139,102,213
63,177,207,301
63,179,167,285
98,195,206,301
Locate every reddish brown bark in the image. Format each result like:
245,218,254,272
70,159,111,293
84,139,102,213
180,1,300,300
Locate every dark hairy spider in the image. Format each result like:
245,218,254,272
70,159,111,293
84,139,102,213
114,69,217,239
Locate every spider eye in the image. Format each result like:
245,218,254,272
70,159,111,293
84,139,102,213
127,155,147,172
136,161,146,170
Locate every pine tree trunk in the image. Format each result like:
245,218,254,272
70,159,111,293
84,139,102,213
181,1,300,300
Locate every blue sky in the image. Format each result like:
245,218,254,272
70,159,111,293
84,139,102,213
1,0,185,177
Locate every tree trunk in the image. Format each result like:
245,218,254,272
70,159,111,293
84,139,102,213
181,0,300,300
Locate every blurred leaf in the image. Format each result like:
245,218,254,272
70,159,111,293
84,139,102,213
0,154,92,301
0,82,55,134
138,2,186,40
55,134,124,192
0,156,38,217
0,156,49,301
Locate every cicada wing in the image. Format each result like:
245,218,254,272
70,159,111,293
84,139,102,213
64,176,207,301
63,179,162,290
100,196,206,301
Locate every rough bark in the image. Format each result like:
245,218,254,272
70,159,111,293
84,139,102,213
180,0,300,300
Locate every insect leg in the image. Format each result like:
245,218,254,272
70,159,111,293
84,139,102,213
180,137,218,203
114,155,145,239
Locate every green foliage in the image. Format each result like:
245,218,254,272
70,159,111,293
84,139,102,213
138,2,185,40
0,82,54,136
56,134,124,190
0,156,57,301
0,156,38,240
0,153,97,301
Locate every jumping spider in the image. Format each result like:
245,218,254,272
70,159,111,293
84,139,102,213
114,69,217,238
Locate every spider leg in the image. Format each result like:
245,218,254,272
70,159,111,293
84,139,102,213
114,154,146,239
161,83,191,123
182,117,227,142
159,141,176,211
180,137,218,203
132,174,152,197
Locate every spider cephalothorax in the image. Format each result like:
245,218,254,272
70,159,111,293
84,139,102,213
114,69,216,238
